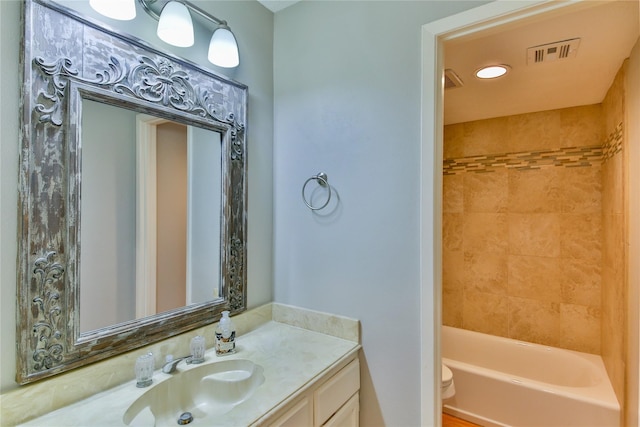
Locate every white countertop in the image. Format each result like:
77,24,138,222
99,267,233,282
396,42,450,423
12,304,360,426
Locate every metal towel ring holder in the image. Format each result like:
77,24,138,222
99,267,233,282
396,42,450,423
302,172,332,210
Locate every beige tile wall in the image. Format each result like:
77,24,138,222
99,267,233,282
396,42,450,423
443,104,604,354
601,64,627,410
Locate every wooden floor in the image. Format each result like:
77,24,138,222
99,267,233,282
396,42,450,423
442,413,482,427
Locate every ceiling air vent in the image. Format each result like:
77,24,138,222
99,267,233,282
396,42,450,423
527,38,581,65
444,69,464,89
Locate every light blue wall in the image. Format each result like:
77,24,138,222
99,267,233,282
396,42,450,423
0,0,21,395
272,1,488,425
0,0,496,423
0,0,274,392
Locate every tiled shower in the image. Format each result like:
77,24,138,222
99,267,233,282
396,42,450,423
442,62,629,404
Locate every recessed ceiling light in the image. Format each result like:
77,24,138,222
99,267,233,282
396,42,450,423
475,65,511,79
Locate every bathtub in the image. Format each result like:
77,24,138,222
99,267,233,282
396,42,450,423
441,326,620,427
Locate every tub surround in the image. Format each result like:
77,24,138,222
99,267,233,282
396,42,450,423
443,104,605,354
1,303,360,426
443,54,637,422
601,62,628,415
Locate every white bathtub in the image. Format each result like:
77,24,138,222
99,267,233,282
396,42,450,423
442,326,620,427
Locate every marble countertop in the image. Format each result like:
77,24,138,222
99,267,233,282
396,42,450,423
14,304,360,426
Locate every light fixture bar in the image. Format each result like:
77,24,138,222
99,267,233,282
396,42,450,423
137,0,162,20
138,0,227,28
180,1,227,26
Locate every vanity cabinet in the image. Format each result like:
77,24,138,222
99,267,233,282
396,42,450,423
10,306,361,427
266,357,360,427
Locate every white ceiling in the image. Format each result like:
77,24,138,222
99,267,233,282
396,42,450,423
255,1,638,124
444,1,639,125
257,0,300,13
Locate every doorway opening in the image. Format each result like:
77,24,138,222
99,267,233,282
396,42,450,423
420,2,639,426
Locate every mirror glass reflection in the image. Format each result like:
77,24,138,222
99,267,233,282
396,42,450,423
79,99,222,333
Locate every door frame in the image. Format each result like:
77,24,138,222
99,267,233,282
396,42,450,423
419,1,608,425
135,114,164,318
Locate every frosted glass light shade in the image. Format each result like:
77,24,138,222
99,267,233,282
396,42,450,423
208,26,239,68
90,0,136,20
157,1,194,48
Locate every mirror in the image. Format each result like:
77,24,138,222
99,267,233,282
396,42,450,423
17,0,247,384
79,100,222,332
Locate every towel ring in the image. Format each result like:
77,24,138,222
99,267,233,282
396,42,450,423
302,172,332,210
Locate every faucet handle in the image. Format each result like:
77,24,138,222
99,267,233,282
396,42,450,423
135,353,154,388
190,336,206,364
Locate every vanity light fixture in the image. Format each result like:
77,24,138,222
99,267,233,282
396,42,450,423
208,23,240,68
139,0,240,68
89,0,136,20
156,1,194,47
475,64,511,79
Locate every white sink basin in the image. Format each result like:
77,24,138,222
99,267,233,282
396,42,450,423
123,359,265,426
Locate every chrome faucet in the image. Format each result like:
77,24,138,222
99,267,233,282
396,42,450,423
162,355,193,374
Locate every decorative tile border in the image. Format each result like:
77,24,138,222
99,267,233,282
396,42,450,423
443,146,603,175
603,122,623,161
443,122,623,175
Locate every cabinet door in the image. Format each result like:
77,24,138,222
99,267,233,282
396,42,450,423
269,396,313,427
322,392,359,427
314,359,360,426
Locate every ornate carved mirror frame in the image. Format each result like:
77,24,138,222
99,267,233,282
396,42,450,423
17,0,247,384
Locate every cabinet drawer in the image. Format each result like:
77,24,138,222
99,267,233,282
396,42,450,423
269,396,313,427
322,392,359,427
314,359,360,426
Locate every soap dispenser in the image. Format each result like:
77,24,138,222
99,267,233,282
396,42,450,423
215,311,236,356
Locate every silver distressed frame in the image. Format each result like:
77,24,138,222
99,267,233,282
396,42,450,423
17,0,247,384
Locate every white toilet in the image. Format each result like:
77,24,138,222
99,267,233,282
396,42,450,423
442,363,455,399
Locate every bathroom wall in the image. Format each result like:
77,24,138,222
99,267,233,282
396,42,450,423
0,0,274,393
601,61,628,412
625,36,640,427
442,104,604,354
272,1,489,425
0,0,22,394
